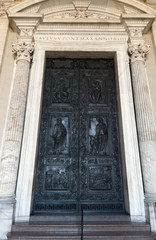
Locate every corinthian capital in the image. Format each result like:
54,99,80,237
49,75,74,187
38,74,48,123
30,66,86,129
128,43,150,63
12,42,35,63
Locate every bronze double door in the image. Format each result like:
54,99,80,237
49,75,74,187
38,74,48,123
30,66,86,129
33,58,124,214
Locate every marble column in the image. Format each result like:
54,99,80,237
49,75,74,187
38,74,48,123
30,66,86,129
0,41,34,239
128,43,156,232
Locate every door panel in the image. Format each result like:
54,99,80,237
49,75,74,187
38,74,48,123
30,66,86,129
33,59,124,214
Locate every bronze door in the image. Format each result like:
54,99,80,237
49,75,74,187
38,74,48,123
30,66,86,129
33,59,124,214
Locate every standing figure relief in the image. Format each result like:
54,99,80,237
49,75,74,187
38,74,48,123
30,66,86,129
89,80,102,104
51,118,67,153
90,117,108,155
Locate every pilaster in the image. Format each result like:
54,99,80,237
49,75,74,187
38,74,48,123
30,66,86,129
124,18,156,232
0,26,35,239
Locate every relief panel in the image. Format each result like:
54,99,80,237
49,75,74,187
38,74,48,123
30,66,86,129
51,77,72,104
88,166,112,190
45,166,69,190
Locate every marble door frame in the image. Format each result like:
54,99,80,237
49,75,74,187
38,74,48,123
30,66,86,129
14,39,145,222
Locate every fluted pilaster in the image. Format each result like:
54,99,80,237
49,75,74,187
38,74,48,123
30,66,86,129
128,43,156,232
0,41,34,197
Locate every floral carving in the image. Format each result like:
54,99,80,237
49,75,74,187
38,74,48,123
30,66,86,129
12,42,35,62
128,43,150,63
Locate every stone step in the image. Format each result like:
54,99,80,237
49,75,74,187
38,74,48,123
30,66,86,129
12,221,151,233
8,221,155,240
30,214,131,222
8,231,155,240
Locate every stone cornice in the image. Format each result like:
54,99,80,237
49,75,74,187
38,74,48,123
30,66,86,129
37,23,126,32
122,14,155,34
8,14,42,34
9,13,42,18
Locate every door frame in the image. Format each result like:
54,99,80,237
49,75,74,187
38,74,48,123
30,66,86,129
14,40,145,222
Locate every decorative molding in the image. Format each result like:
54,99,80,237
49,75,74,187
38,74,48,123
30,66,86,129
40,5,74,15
89,5,121,16
36,23,125,33
21,4,41,14
7,0,156,15
123,18,154,35
12,41,35,62
128,43,150,63
0,2,13,17
123,5,143,14
73,1,91,8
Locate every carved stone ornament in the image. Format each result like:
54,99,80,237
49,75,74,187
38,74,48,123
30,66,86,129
128,43,150,63
12,42,35,62
0,2,13,17
129,29,143,39
72,1,91,18
52,11,112,20
20,28,34,37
